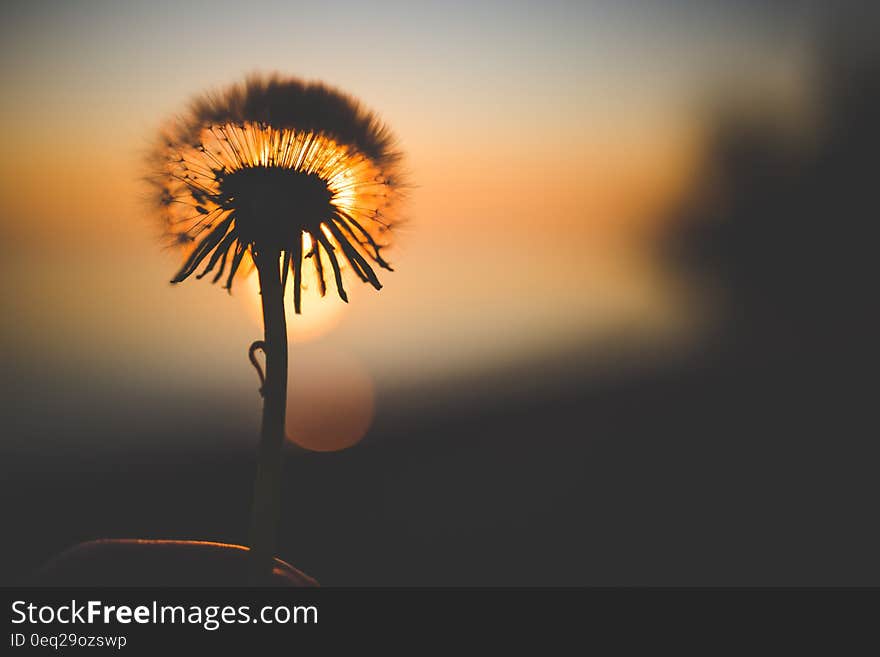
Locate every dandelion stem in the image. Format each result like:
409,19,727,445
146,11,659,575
248,248,288,583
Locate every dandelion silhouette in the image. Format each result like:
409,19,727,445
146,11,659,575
148,74,403,582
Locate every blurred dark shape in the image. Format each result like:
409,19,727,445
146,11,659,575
35,539,317,587
607,20,880,583
667,21,879,350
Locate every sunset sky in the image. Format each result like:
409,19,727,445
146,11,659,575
0,1,816,451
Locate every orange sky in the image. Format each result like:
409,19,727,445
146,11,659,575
0,1,813,450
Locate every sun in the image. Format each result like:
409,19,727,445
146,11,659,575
240,249,347,343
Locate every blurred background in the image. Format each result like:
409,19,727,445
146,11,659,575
1,0,877,585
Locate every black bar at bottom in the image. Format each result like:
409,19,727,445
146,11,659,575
1,588,878,651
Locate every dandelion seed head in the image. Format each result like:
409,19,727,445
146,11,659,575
147,73,405,313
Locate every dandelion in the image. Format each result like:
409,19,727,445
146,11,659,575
147,74,404,582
